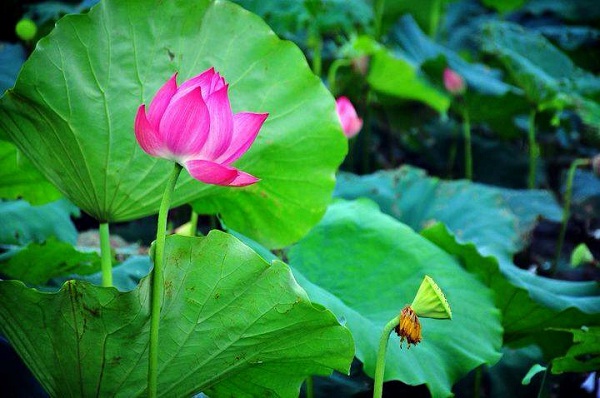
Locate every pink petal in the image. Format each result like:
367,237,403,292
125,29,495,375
147,73,178,126
159,87,210,159
196,85,233,159
175,67,215,102
335,96,362,138
134,104,165,156
185,160,259,187
208,72,227,95
217,112,268,164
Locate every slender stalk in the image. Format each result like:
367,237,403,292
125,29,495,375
462,107,472,180
473,365,483,398
373,0,386,39
189,209,199,237
429,0,442,37
99,222,113,287
528,109,539,189
553,158,590,271
148,163,183,398
373,316,400,398
309,25,323,76
537,367,548,398
305,376,314,398
327,58,352,96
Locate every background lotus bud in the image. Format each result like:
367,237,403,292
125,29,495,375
335,96,363,138
443,68,466,96
134,68,268,187
351,56,370,76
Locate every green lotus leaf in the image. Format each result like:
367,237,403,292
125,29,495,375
0,199,78,245
551,327,600,373
422,223,600,344
335,167,600,345
288,200,502,398
0,232,353,397
0,236,101,285
0,0,346,248
0,140,61,204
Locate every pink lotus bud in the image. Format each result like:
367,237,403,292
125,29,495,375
443,68,466,95
335,96,363,138
134,68,268,187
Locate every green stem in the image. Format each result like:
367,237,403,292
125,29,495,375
473,365,483,398
148,162,183,398
327,59,352,96
537,367,548,398
429,0,442,37
462,107,472,180
553,158,590,272
309,26,322,76
99,222,113,287
305,376,314,398
528,109,539,189
373,0,386,39
189,209,199,237
373,316,400,398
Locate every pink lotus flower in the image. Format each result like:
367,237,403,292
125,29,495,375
443,68,466,95
134,68,268,187
335,96,363,138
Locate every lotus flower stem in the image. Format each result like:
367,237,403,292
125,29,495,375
310,32,322,76
373,316,400,398
305,376,315,398
462,107,472,180
99,222,113,287
148,162,183,397
553,158,590,272
473,365,483,398
373,0,386,39
327,59,352,96
189,209,199,237
528,109,539,189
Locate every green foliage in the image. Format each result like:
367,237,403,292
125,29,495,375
288,200,502,398
351,36,450,112
482,22,600,109
551,327,600,373
423,224,600,345
0,0,346,249
521,363,546,385
0,140,62,204
0,232,353,397
482,0,527,13
0,237,100,285
0,199,78,245
335,166,520,257
570,243,594,267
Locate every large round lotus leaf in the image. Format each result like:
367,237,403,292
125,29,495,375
0,0,346,248
288,200,502,398
335,166,519,258
0,232,353,397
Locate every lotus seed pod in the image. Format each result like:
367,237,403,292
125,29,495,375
411,275,452,319
15,19,37,41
